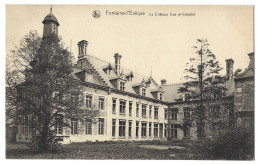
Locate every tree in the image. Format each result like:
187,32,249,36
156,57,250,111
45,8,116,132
177,39,229,138
6,31,99,152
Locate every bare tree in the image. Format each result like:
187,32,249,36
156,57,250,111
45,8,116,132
6,31,99,152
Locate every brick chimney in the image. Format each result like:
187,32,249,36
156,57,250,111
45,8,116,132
78,40,88,59
161,79,167,85
248,52,254,69
226,59,234,80
114,53,122,76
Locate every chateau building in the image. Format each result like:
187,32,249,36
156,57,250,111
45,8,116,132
14,9,254,144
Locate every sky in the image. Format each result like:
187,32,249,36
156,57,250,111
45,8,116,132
6,5,254,84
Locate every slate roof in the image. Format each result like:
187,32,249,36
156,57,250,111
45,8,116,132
74,55,165,100
42,10,60,26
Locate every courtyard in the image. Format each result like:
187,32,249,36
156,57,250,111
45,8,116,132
6,140,205,160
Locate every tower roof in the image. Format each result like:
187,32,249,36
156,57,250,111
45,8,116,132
42,8,60,26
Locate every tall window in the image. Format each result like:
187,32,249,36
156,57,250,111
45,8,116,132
154,107,158,119
129,102,132,116
159,93,163,101
22,115,31,135
142,104,147,118
120,100,126,114
98,97,105,110
154,123,158,137
86,94,92,108
112,119,116,137
183,124,190,138
170,124,177,138
141,122,147,137
149,122,152,137
164,108,168,119
71,119,78,135
98,118,104,135
129,121,132,137
136,103,139,117
119,120,126,137
136,121,139,137
85,119,92,135
112,98,116,114
149,106,152,118
55,116,63,135
120,81,125,91
184,107,191,119
171,108,178,120
142,88,146,96
164,124,168,137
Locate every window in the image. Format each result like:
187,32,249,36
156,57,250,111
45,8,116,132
112,119,116,137
170,124,177,138
142,104,147,118
136,121,139,137
164,109,168,119
184,93,190,101
98,97,105,110
183,124,190,138
154,123,158,137
184,107,190,119
119,100,126,114
129,121,132,137
129,102,132,116
149,122,152,137
71,120,78,135
149,106,152,118
98,118,104,135
159,93,163,101
55,116,63,135
86,94,92,108
119,120,126,137
164,124,168,137
112,98,116,114
171,108,178,120
136,103,139,117
142,88,146,96
85,119,92,135
120,81,125,91
141,122,147,137
22,116,31,135
154,107,158,119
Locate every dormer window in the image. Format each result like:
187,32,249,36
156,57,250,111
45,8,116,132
183,93,190,102
159,93,163,101
120,81,125,91
142,88,146,96
103,63,112,75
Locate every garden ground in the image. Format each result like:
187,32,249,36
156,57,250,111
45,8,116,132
6,140,206,160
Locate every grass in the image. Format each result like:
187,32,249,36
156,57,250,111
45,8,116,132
6,140,206,159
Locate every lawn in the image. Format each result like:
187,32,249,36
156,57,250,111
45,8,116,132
6,140,205,159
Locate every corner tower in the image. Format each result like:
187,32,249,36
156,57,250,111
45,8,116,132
42,7,59,37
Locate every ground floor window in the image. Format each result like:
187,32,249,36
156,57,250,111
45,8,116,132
136,121,139,137
22,116,32,135
149,122,152,137
170,124,177,138
164,124,168,137
183,124,190,138
98,118,104,135
154,123,158,137
85,119,92,135
141,122,147,137
112,119,116,137
55,116,63,135
119,120,126,137
129,121,132,137
71,119,78,135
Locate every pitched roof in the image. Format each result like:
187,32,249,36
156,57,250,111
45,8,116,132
74,55,164,100
161,83,184,102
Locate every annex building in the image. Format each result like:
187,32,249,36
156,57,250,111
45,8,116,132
15,9,254,144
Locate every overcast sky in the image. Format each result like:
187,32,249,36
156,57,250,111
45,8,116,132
6,5,254,84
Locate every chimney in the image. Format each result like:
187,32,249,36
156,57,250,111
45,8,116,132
248,52,254,69
161,79,167,85
77,40,88,59
225,59,234,80
114,53,122,76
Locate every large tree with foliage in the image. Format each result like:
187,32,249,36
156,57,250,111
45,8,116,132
6,31,99,152
177,39,231,138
